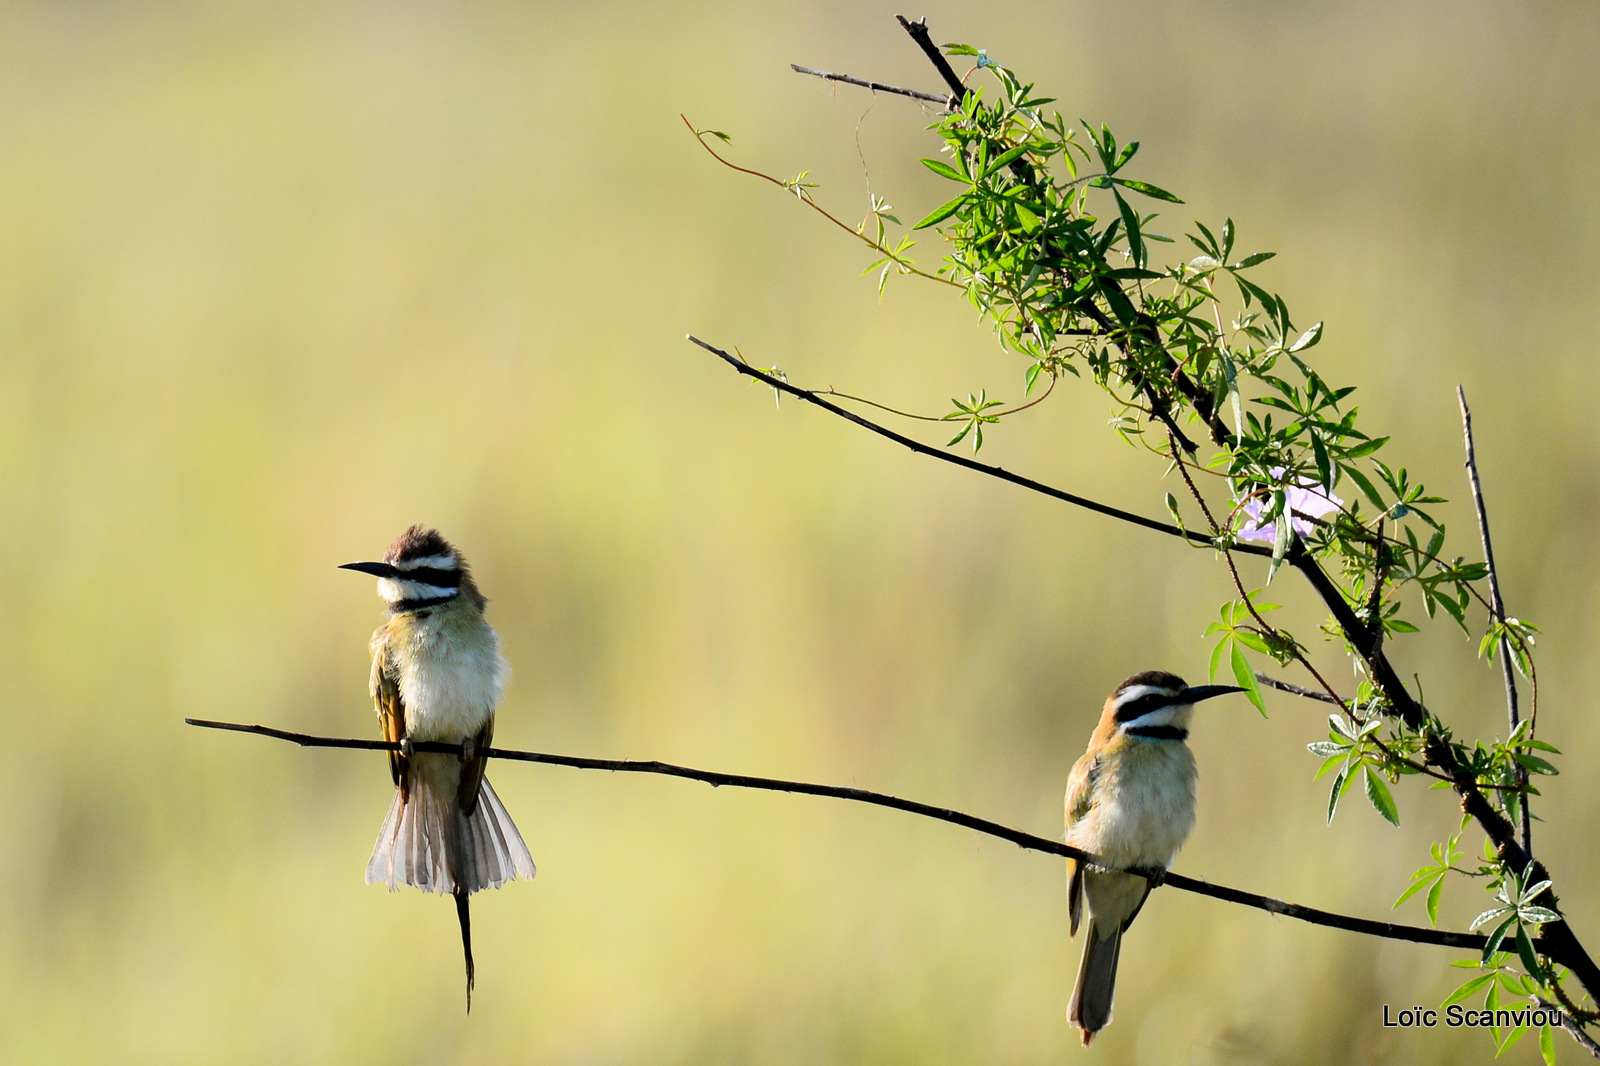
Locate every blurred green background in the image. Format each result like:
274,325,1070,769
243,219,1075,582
1,1,1597,1062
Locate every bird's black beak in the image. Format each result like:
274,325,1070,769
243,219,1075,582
1182,684,1247,704
339,560,400,578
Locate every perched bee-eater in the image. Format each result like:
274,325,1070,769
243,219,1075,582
341,526,536,1010
1064,670,1243,1045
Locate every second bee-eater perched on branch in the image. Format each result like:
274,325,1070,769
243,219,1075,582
341,526,537,1011
1064,671,1244,1045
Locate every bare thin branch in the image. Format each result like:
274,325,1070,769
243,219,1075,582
187,716,1534,958
1255,673,1348,707
682,116,955,288
790,64,954,107
685,335,1270,556
1458,384,1531,856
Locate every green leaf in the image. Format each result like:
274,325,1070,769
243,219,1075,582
1208,632,1228,684
1268,497,1291,582
1341,466,1387,511
1230,642,1265,714
1499,1019,1532,1055
1394,873,1434,907
1540,1022,1555,1066
1217,350,1244,441
1427,874,1445,926
913,193,970,230
920,157,968,183
1482,915,1519,963
1515,924,1541,981
1113,189,1143,267
1313,752,1348,780
1311,432,1332,492
1471,906,1515,931
1340,437,1389,459
1232,251,1276,269
1441,972,1495,1007
1164,492,1186,535
982,143,1031,178
1232,630,1272,655
1513,753,1558,776
1289,321,1324,352
1327,766,1348,823
1112,177,1183,203
1234,274,1274,309
1364,767,1400,826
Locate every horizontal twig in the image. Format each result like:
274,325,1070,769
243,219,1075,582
684,335,1272,558
1255,673,1349,707
188,716,1534,958
790,64,953,106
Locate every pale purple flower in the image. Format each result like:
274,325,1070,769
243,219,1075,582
1239,468,1342,543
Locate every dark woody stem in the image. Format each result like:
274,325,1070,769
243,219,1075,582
187,716,1546,960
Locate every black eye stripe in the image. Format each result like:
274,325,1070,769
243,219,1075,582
1125,725,1188,741
396,566,462,588
1114,691,1178,723
388,591,458,614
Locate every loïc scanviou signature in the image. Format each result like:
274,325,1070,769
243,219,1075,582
1382,1004,1560,1029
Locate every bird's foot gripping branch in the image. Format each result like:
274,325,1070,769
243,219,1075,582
688,15,1596,1058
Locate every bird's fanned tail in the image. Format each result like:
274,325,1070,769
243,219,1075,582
366,761,536,893
1068,917,1123,1046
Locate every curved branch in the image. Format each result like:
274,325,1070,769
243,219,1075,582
683,116,957,288
685,335,1270,556
187,716,1532,958
1538,999,1600,1060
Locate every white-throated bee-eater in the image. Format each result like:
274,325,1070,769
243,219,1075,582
341,526,536,1011
1064,670,1243,1044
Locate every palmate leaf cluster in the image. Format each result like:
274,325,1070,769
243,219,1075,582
794,41,1574,1048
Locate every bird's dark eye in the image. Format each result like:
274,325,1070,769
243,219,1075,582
1114,692,1175,723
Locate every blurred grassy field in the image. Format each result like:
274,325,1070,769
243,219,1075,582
0,1,1597,1062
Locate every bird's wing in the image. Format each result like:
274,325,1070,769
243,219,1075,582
1067,857,1086,937
456,717,493,817
1121,881,1155,932
371,628,408,801
1063,750,1101,937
